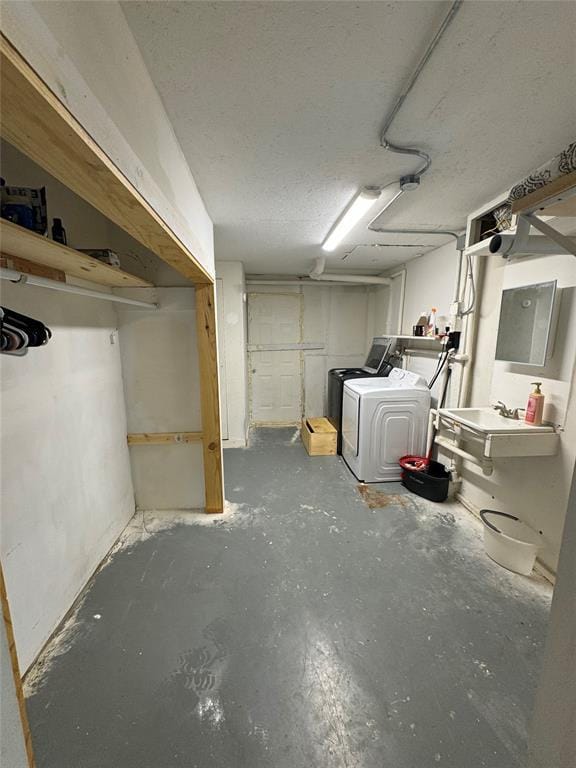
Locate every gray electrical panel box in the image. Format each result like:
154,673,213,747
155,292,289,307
495,280,558,367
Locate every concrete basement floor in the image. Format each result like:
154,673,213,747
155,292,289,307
25,428,552,768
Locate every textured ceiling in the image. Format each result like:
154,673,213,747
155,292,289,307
123,1,576,275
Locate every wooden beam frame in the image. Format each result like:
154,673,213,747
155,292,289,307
1,563,36,767
0,219,152,287
128,432,203,445
0,35,211,284
0,35,225,515
196,284,224,513
511,169,576,216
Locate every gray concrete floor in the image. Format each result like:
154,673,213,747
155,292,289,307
26,428,552,768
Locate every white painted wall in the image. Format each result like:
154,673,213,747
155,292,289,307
304,284,374,416
216,263,248,447
117,289,204,510
400,241,459,335
366,245,461,407
382,233,576,572
460,251,576,572
528,394,576,768
368,284,393,337
0,284,135,671
2,0,214,276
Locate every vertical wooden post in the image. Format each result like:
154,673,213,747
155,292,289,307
195,283,224,513
1,562,36,767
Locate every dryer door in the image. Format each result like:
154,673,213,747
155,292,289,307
342,386,360,457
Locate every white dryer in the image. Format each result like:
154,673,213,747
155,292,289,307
342,368,431,483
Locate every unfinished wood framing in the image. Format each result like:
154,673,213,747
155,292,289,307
0,219,152,287
1,563,36,767
0,35,212,285
0,254,65,283
0,35,225,516
511,169,576,216
128,432,203,445
196,284,225,513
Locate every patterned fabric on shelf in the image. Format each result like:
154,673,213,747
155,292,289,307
489,141,576,232
509,141,576,202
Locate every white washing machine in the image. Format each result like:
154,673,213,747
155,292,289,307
342,368,431,483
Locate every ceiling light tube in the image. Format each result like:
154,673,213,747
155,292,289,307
322,188,382,252
367,183,405,228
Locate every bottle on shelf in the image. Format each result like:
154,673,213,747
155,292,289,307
52,217,67,245
427,307,437,337
413,310,428,336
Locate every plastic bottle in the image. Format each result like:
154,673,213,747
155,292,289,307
52,217,67,245
427,307,437,337
416,310,428,327
525,382,545,426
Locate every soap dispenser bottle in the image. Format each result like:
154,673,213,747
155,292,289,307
525,382,544,426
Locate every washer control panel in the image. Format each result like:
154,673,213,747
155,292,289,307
388,367,426,387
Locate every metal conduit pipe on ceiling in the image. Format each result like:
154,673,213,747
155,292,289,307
366,1,466,317
378,0,464,177
367,227,466,310
368,0,464,228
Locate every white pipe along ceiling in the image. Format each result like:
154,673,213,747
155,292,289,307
309,257,391,285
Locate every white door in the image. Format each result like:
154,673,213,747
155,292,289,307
216,279,229,440
248,293,302,424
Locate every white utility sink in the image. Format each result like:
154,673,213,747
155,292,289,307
438,407,554,434
434,407,559,469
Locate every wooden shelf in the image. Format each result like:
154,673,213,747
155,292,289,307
127,432,203,445
0,35,211,285
511,170,576,217
0,219,152,287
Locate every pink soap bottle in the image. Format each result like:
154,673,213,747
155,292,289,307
525,382,544,426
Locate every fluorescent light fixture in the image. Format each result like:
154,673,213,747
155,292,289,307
322,185,403,252
322,188,381,252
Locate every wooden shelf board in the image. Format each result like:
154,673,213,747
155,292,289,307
0,219,152,288
0,35,212,286
128,432,203,445
511,170,576,217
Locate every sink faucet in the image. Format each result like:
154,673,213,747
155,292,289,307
493,401,524,420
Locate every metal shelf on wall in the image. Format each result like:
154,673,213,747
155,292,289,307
389,335,443,342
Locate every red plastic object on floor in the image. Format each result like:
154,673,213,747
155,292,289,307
399,454,450,502
399,455,429,472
